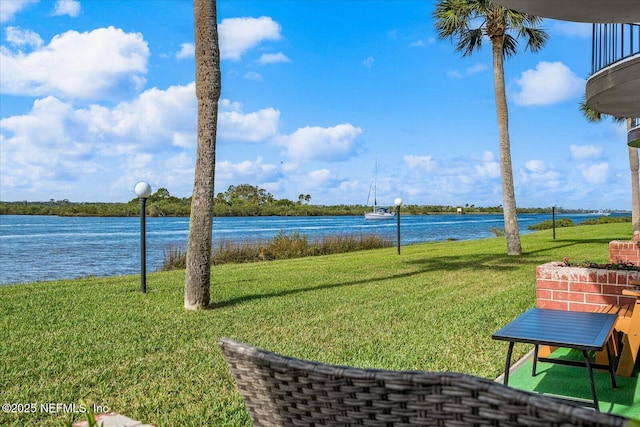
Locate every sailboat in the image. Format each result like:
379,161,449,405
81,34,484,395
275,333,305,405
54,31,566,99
364,163,395,220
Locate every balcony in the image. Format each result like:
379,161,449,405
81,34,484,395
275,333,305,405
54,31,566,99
491,0,640,23
586,24,640,118
630,118,640,148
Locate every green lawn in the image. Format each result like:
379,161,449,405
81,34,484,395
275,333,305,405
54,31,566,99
0,223,632,426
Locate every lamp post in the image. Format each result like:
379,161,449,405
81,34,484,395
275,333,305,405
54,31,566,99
134,181,152,293
394,197,403,255
552,205,556,240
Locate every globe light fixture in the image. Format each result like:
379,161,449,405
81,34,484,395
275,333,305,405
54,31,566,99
134,181,151,293
134,181,152,199
394,198,403,255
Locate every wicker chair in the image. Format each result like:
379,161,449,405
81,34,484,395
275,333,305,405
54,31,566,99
219,338,629,427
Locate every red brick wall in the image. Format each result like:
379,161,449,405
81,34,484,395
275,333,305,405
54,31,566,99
609,236,640,265
536,261,639,312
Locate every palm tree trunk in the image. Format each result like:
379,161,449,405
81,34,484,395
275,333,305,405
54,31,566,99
628,118,640,233
185,0,220,310
491,36,522,255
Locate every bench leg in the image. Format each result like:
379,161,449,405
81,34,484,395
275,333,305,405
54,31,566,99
595,334,618,366
606,339,617,389
616,332,639,377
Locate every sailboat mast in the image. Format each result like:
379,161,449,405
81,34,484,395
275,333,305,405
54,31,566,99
373,161,377,207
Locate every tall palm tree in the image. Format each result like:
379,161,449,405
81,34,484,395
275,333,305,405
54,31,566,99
185,0,221,310
433,0,548,255
580,102,639,233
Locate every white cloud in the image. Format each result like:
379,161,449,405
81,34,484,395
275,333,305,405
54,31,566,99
219,16,282,61
257,52,290,64
163,153,195,190
104,83,197,148
218,99,280,142
475,151,500,178
308,168,333,182
275,124,362,161
0,83,199,199
1,96,103,195
216,157,280,182
176,42,194,59
512,61,584,106
1,26,149,100
282,167,346,197
518,160,562,193
53,0,80,17
363,56,375,68
523,160,561,181
570,144,603,160
0,90,288,200
403,154,436,171
120,153,153,171
396,152,505,203
0,0,38,23
5,26,43,48
579,162,609,184
525,159,545,173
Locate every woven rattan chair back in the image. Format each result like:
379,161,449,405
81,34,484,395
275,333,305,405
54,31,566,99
219,338,628,426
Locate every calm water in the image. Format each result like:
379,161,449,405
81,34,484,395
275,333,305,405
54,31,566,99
0,213,617,285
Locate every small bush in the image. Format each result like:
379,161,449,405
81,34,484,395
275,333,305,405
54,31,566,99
162,245,186,271
161,231,393,271
561,256,640,271
527,218,574,231
578,216,631,226
489,227,505,237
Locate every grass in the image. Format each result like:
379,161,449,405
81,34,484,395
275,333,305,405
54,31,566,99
0,223,633,426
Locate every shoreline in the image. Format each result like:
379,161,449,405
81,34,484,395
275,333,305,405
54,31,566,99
1,213,630,286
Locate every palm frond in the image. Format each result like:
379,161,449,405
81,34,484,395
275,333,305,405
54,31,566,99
433,0,472,39
580,99,603,122
502,34,518,58
504,9,525,28
520,27,549,52
523,14,545,27
433,0,548,60
458,27,484,56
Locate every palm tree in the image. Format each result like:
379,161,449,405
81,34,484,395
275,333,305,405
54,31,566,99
184,0,221,310
433,0,548,255
580,102,639,233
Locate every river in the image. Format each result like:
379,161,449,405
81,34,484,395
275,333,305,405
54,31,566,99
0,213,619,285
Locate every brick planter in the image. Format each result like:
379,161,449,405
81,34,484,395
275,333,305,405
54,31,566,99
536,237,640,312
536,262,639,312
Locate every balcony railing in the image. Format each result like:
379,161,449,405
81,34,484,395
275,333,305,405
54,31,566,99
633,118,640,130
592,23,640,74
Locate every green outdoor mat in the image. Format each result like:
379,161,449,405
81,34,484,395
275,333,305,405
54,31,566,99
504,348,640,419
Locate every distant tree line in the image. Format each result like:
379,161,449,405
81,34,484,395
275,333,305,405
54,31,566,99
0,184,602,217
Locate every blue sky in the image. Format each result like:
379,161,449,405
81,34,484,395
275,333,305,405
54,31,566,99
0,0,632,209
